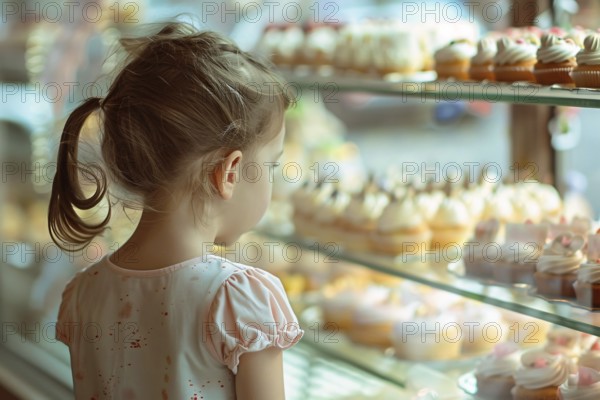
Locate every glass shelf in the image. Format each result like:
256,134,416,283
279,69,600,109
260,232,600,336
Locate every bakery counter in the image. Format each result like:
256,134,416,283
278,69,600,109
260,231,600,336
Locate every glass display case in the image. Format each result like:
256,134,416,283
3,1,600,399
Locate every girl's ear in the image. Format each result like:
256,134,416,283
214,150,243,200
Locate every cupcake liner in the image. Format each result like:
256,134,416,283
494,65,535,83
570,69,600,89
435,63,471,80
469,64,494,81
534,67,574,85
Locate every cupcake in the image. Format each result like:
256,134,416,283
333,23,360,72
312,189,351,244
571,34,600,89
501,310,552,348
493,222,548,285
470,37,497,81
534,33,579,85
434,39,476,80
528,182,563,223
474,342,521,400
370,191,431,255
574,231,600,310
544,327,583,370
559,367,600,400
336,188,389,253
277,25,306,66
512,350,570,400
463,218,501,280
292,181,334,239
351,21,377,74
579,339,600,371
459,302,507,354
494,37,538,83
534,233,585,299
373,22,424,76
302,24,339,67
430,195,472,250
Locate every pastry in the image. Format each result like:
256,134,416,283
579,339,600,371
459,301,507,354
373,22,424,76
351,21,377,74
527,182,563,223
494,37,538,83
493,222,548,285
571,34,600,89
302,23,339,67
512,350,570,400
336,186,389,253
511,191,543,224
370,191,431,255
574,232,600,310
430,195,472,250
474,342,521,399
292,181,334,239
470,37,497,81
534,33,579,85
534,233,585,299
312,189,351,243
434,39,476,80
501,310,552,348
463,218,501,280
559,366,600,399
544,327,582,370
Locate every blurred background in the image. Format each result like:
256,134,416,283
3,0,600,399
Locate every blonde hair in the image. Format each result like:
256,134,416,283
48,22,291,251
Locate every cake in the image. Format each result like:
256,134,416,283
578,339,600,371
292,181,334,239
434,39,476,80
512,350,570,400
463,218,500,280
527,182,563,223
469,37,497,81
302,24,339,67
312,189,351,243
534,33,579,85
493,222,548,285
459,301,507,353
494,37,538,83
336,187,389,252
373,22,424,76
544,327,583,370
534,233,585,299
558,366,600,399
571,34,600,89
429,195,472,250
391,311,462,361
370,191,431,255
573,231,600,310
474,342,521,399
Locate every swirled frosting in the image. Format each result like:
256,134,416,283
343,191,388,226
577,263,600,283
314,191,351,224
512,193,542,223
434,39,476,63
475,345,521,377
377,195,426,233
494,37,538,66
537,33,579,64
472,37,497,65
431,197,471,229
514,351,570,389
559,368,600,400
303,26,338,60
536,249,583,275
576,34,600,66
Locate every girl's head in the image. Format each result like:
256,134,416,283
49,21,291,251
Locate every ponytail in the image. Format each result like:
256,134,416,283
48,97,111,252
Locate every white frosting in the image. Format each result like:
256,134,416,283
343,191,388,226
576,34,600,66
559,370,600,400
352,23,377,71
537,34,579,64
415,192,442,221
461,189,485,220
512,193,543,223
502,242,542,263
579,351,600,371
476,349,521,378
494,37,538,66
482,193,514,222
431,197,471,228
536,249,583,275
314,191,351,224
434,40,476,63
373,23,423,71
514,351,570,389
377,195,426,233
278,27,305,60
471,37,497,65
577,263,600,284
303,26,338,61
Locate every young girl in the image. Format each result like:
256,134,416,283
49,21,303,400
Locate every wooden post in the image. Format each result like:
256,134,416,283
509,0,555,185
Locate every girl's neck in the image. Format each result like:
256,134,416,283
109,207,218,271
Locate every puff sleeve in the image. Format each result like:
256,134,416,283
206,268,304,374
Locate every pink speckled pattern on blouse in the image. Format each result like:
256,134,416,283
56,254,304,399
